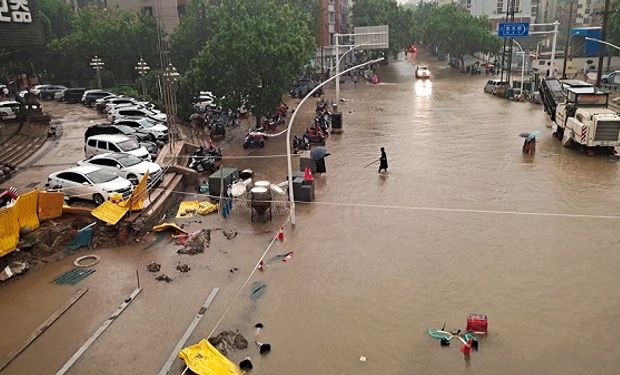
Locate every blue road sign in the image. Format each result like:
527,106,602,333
498,22,530,38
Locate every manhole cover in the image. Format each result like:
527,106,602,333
25,182,39,188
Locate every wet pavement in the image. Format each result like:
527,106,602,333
2,50,620,374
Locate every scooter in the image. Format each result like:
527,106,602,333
243,132,266,149
188,148,218,173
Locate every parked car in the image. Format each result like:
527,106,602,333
46,166,133,205
85,124,152,143
483,79,508,95
39,85,67,100
0,101,19,121
85,134,151,160
30,85,50,97
95,95,121,112
82,90,113,106
108,106,167,122
103,97,138,113
194,91,216,112
415,65,431,79
77,152,163,186
62,88,86,103
113,116,169,141
289,78,322,98
601,70,620,84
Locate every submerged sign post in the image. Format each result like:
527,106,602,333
498,22,530,38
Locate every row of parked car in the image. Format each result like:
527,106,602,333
41,86,170,205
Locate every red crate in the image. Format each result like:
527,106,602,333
466,314,488,334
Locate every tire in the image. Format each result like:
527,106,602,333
260,141,265,148
602,79,609,84
93,193,105,205
243,143,248,149
127,174,139,185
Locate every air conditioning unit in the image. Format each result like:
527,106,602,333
328,24,335,33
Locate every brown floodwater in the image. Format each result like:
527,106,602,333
2,51,620,374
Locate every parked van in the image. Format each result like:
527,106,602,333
483,79,508,95
84,134,151,160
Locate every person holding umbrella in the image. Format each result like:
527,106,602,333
378,147,388,173
310,146,331,174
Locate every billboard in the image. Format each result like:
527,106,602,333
353,25,389,50
0,0,43,47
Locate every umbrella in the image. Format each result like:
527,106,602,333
310,146,330,160
519,131,540,141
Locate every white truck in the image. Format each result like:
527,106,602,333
553,86,620,152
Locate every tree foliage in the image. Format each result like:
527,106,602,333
49,6,159,85
608,0,620,50
414,3,501,62
184,0,315,122
170,0,215,73
352,0,414,58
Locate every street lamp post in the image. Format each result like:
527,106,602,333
90,55,104,89
512,39,526,95
285,57,384,226
162,63,180,151
135,56,151,98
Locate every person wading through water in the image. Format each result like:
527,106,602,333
378,147,388,173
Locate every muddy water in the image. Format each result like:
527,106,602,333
251,53,620,374
2,51,620,374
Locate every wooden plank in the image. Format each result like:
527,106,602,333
0,288,89,372
56,287,142,375
158,287,220,375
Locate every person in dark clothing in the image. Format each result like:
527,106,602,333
378,147,388,173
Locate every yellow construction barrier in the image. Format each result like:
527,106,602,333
14,190,40,231
178,340,242,375
177,201,200,218
198,201,218,216
0,207,19,257
38,191,64,221
152,223,188,234
120,172,149,211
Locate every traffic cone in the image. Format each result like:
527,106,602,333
276,227,285,241
303,167,314,182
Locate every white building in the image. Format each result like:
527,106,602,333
463,0,533,22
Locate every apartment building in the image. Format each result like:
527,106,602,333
319,0,352,72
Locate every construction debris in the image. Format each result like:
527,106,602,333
177,229,211,255
222,230,238,240
176,263,191,273
208,330,248,356
155,274,173,282
53,268,95,285
0,262,29,282
147,262,161,273
250,282,267,301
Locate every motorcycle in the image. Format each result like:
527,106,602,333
188,147,218,174
243,132,266,149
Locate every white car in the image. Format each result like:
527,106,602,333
415,65,431,79
54,91,64,101
85,134,151,161
104,98,139,113
113,116,169,141
0,101,19,120
30,85,50,96
77,152,163,185
108,106,167,122
46,166,133,205
194,91,216,112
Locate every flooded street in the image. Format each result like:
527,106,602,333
2,51,620,374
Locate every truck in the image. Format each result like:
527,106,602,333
541,78,620,153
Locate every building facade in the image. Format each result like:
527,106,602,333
105,0,189,33
318,0,352,73
460,0,533,25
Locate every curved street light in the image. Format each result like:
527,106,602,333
135,56,151,97
285,57,385,226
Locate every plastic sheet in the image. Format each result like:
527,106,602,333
178,339,242,375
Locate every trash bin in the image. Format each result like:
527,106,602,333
208,168,239,198
331,112,343,134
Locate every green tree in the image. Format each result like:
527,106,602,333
608,0,620,48
38,0,75,41
184,0,315,124
48,6,159,85
352,0,415,59
170,0,214,73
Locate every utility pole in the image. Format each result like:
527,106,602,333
596,0,612,86
562,0,575,79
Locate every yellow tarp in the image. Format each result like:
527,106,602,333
38,191,65,220
91,173,150,225
152,223,188,234
91,201,128,225
120,172,149,211
177,201,200,218
178,339,242,375
0,207,19,257
14,190,40,231
198,201,218,216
